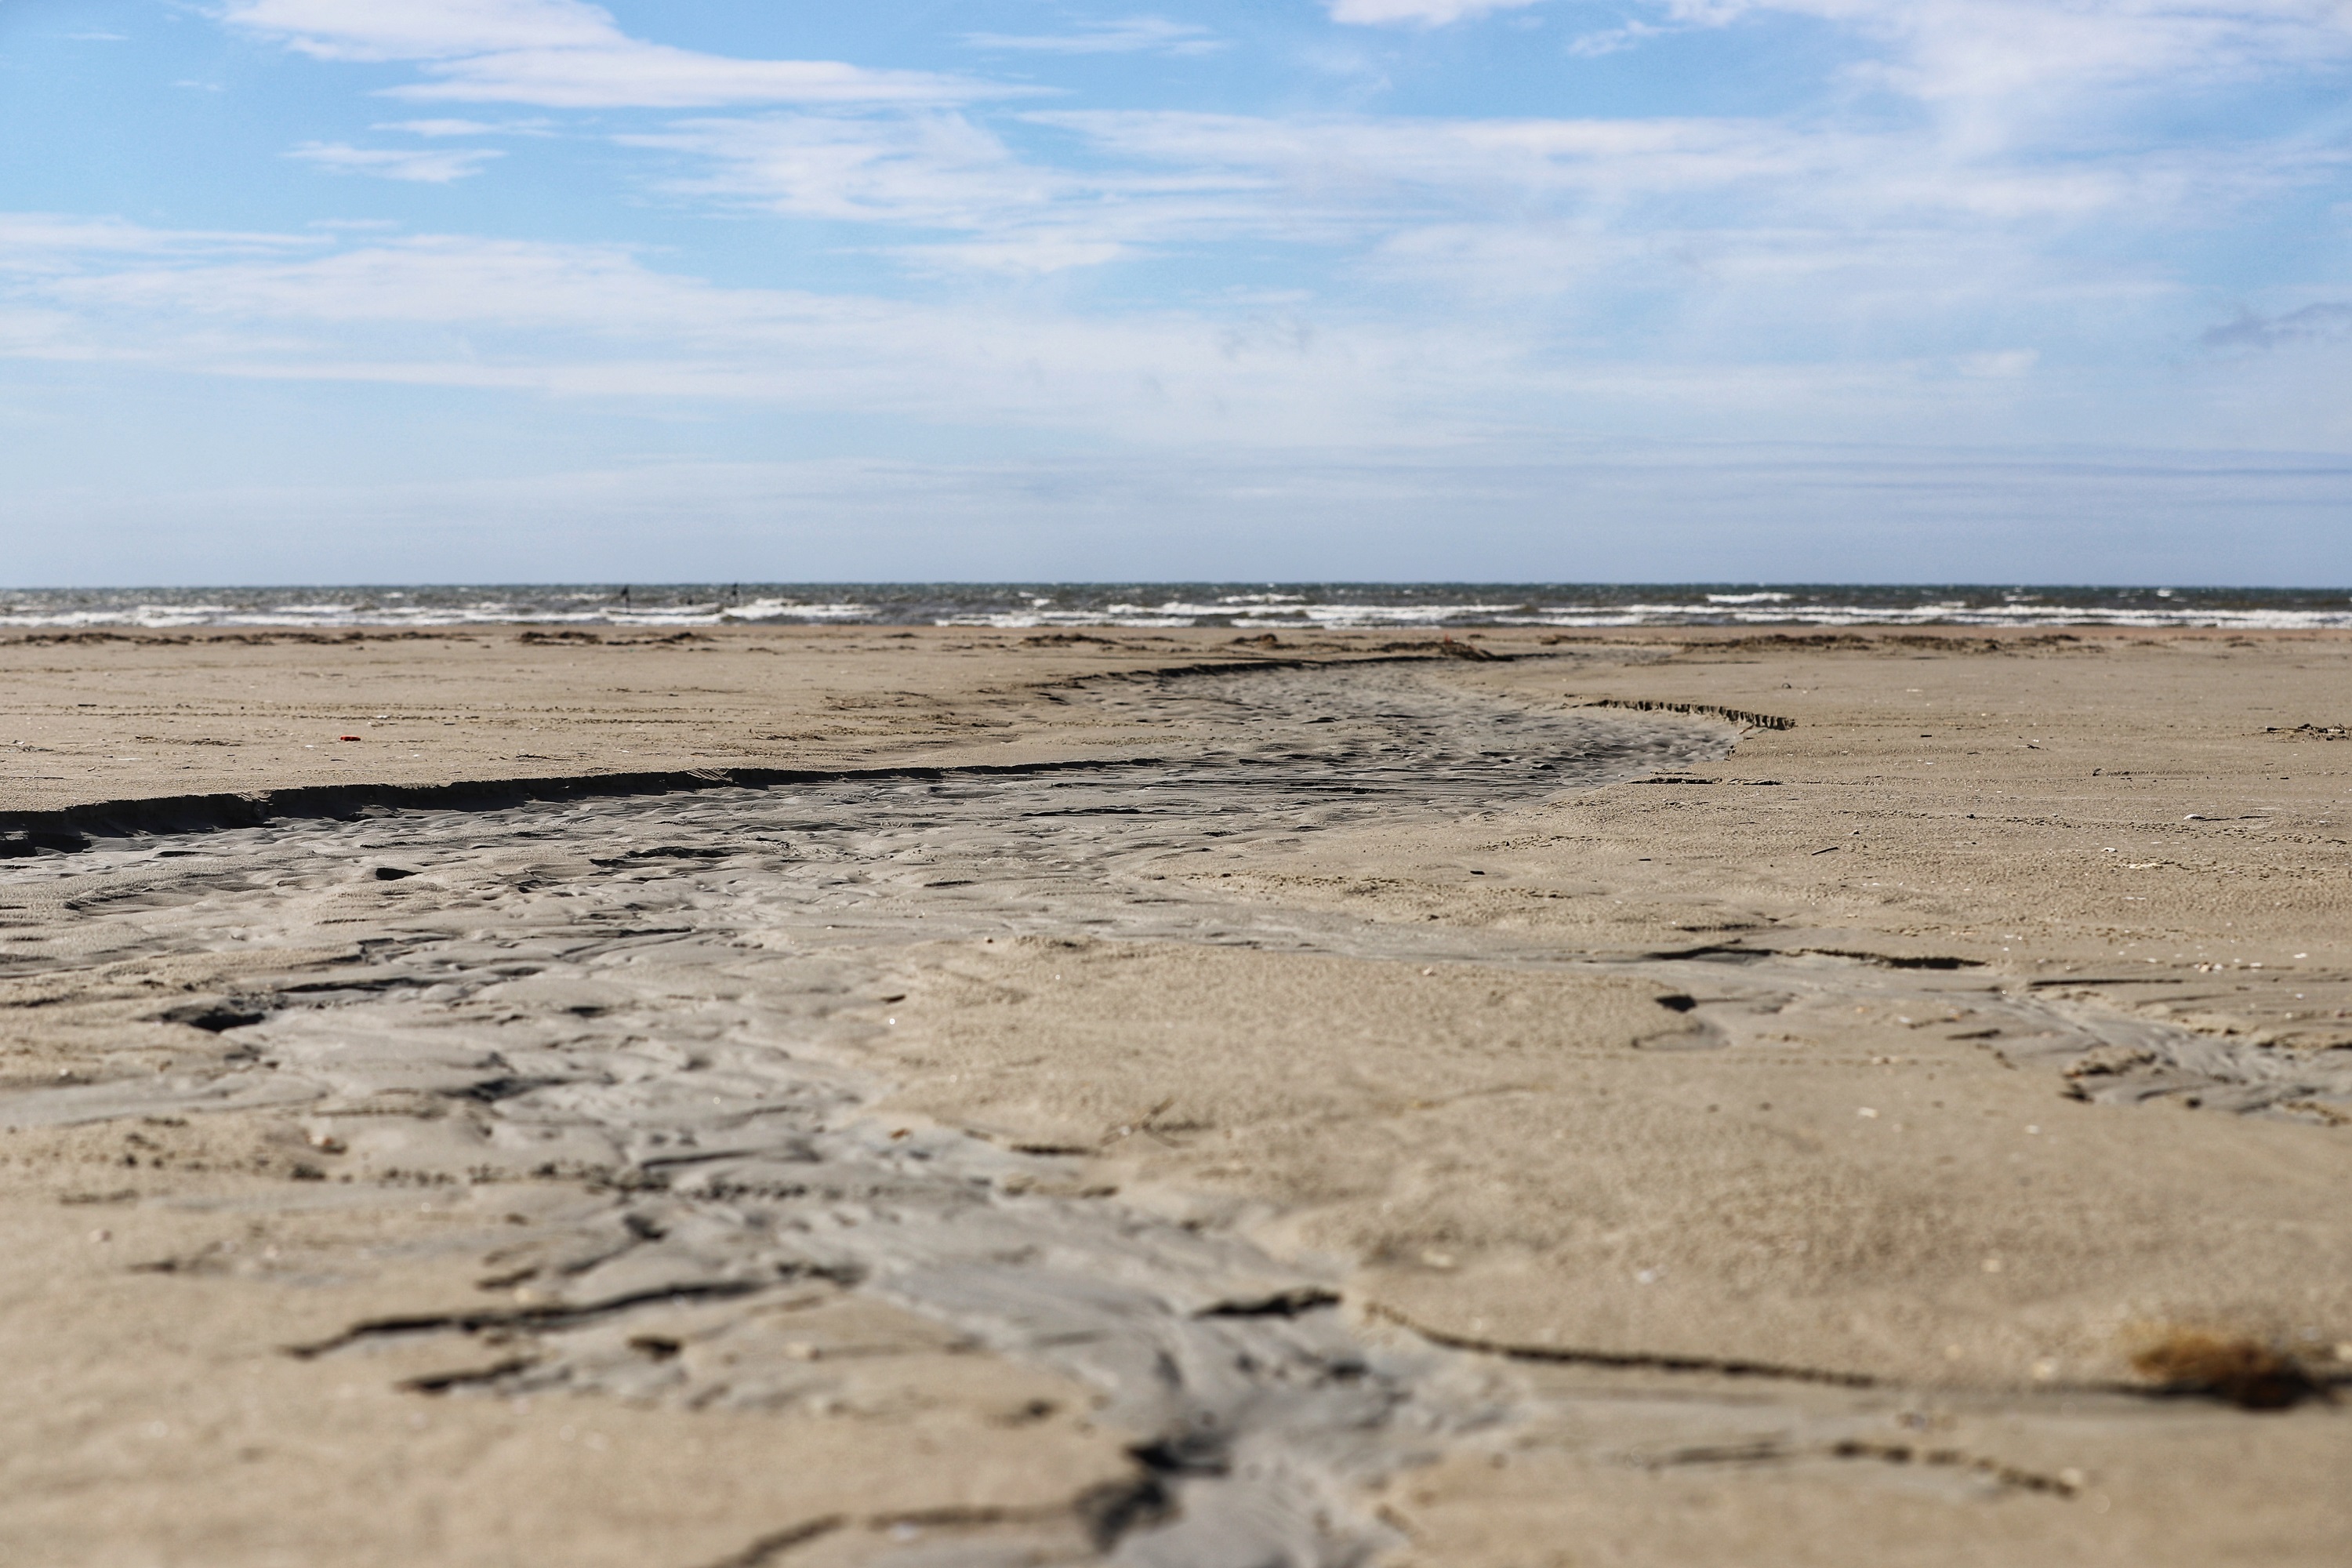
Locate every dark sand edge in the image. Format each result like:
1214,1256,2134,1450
0,754,1185,853
0,649,1557,852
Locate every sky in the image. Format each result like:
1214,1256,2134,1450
2,0,2348,586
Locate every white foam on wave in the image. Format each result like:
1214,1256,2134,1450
4,587,2347,633
0,596,884,630
934,598,2352,630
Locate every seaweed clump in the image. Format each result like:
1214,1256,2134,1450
2130,1330,2330,1411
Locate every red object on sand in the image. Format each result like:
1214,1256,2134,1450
339,735,363,741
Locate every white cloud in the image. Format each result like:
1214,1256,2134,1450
1047,105,2328,229
218,0,624,62
1324,0,1546,24
286,143,507,183
630,106,1841,274
386,45,995,109
221,0,996,108
377,118,503,137
1955,348,2039,378
611,85,2329,315
1328,0,2352,101
0,215,320,273
1573,2,2352,100
1565,20,1668,57
623,114,1052,228
1831,1,2351,100
375,118,555,137
1036,110,1813,198
3,227,1438,443
884,237,1137,277
0,217,2151,448
13,214,2352,494
32,6,2352,461
964,16,1224,56
622,111,1287,267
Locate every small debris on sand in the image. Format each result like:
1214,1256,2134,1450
2130,1330,2328,1410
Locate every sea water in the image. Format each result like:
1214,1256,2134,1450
2,583,2347,633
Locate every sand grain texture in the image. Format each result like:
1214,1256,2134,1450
2,626,2347,1566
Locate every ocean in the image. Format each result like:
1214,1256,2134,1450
2,583,2348,632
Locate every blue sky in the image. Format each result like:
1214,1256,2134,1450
2,0,2348,585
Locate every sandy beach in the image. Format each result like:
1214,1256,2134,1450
2,624,2347,1566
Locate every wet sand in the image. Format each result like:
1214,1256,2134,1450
1,626,2347,1566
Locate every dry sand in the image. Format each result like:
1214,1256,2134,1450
1,624,2346,1566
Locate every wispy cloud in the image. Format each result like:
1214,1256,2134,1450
627,106,1825,274
385,48,1000,109
1033,110,1813,198
2,227,1439,443
13,2,2350,488
1564,20,1667,58
1333,1,2352,103
2203,302,2352,352
373,118,557,138
1027,107,2311,264
880,236,1137,277
1324,0,1545,24
1955,348,2039,379
220,0,1002,108
608,84,2331,318
286,143,508,183
622,114,1062,227
1533,2,2352,100
0,211,2159,448
217,0,621,60
963,16,1224,56
0,214,321,273
11,214,2352,571
619,112,1289,272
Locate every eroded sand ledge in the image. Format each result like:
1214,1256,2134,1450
1,626,2347,1566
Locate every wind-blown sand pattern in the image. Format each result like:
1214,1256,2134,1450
2,628,2347,1565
